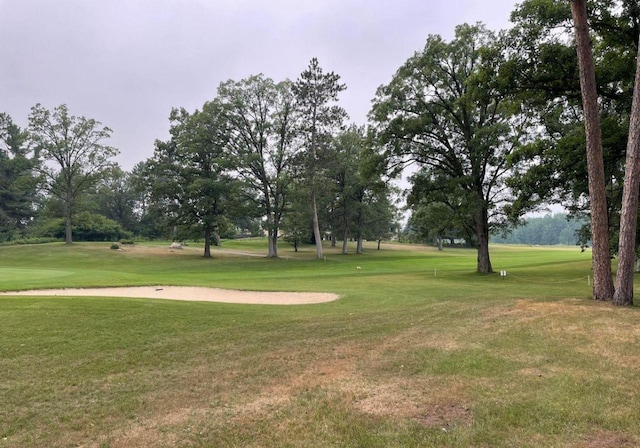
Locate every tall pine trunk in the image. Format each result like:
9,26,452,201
613,38,640,306
570,0,615,300
312,190,323,259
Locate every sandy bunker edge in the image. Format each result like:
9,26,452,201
0,286,339,305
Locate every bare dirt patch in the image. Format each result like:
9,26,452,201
0,286,339,305
577,430,638,448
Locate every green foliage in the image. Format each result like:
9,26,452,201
506,0,639,220
294,57,348,258
327,127,398,253
0,113,40,242
492,213,586,246
0,237,59,247
217,75,299,257
37,211,130,242
371,24,529,271
407,201,475,248
27,104,119,244
91,166,141,235
145,104,244,257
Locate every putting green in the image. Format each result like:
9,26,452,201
0,267,74,282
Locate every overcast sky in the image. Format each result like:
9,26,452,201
1,0,519,170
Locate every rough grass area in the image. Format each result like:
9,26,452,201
1,241,640,447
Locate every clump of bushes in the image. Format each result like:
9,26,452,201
0,237,61,247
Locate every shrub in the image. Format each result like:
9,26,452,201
0,237,61,247
37,212,131,242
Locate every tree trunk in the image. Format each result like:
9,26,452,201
312,191,323,259
475,206,493,273
266,200,278,258
267,227,278,258
64,194,73,245
342,227,349,254
613,38,640,306
377,239,381,250
203,226,212,258
436,236,443,251
570,0,615,300
356,232,363,254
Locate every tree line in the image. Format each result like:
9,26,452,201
491,213,586,246
0,59,398,259
2,0,639,304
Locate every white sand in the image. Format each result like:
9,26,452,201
0,286,338,305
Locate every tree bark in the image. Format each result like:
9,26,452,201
312,190,323,259
64,190,73,245
356,232,363,254
613,38,640,306
265,191,278,258
342,227,349,254
475,205,493,273
267,230,278,258
203,226,212,258
570,0,615,300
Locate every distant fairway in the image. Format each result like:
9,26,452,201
2,240,639,447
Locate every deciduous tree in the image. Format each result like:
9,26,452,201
146,105,239,257
28,104,118,244
217,75,299,258
371,24,527,273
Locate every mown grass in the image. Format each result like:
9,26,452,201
1,240,640,447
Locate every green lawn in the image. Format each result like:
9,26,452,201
1,241,639,447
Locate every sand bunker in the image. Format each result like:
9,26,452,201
0,286,339,305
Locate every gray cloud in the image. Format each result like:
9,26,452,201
0,0,518,169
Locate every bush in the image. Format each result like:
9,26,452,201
37,212,132,242
0,237,61,247
110,243,121,250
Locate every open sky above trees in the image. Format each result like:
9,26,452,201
0,0,518,170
